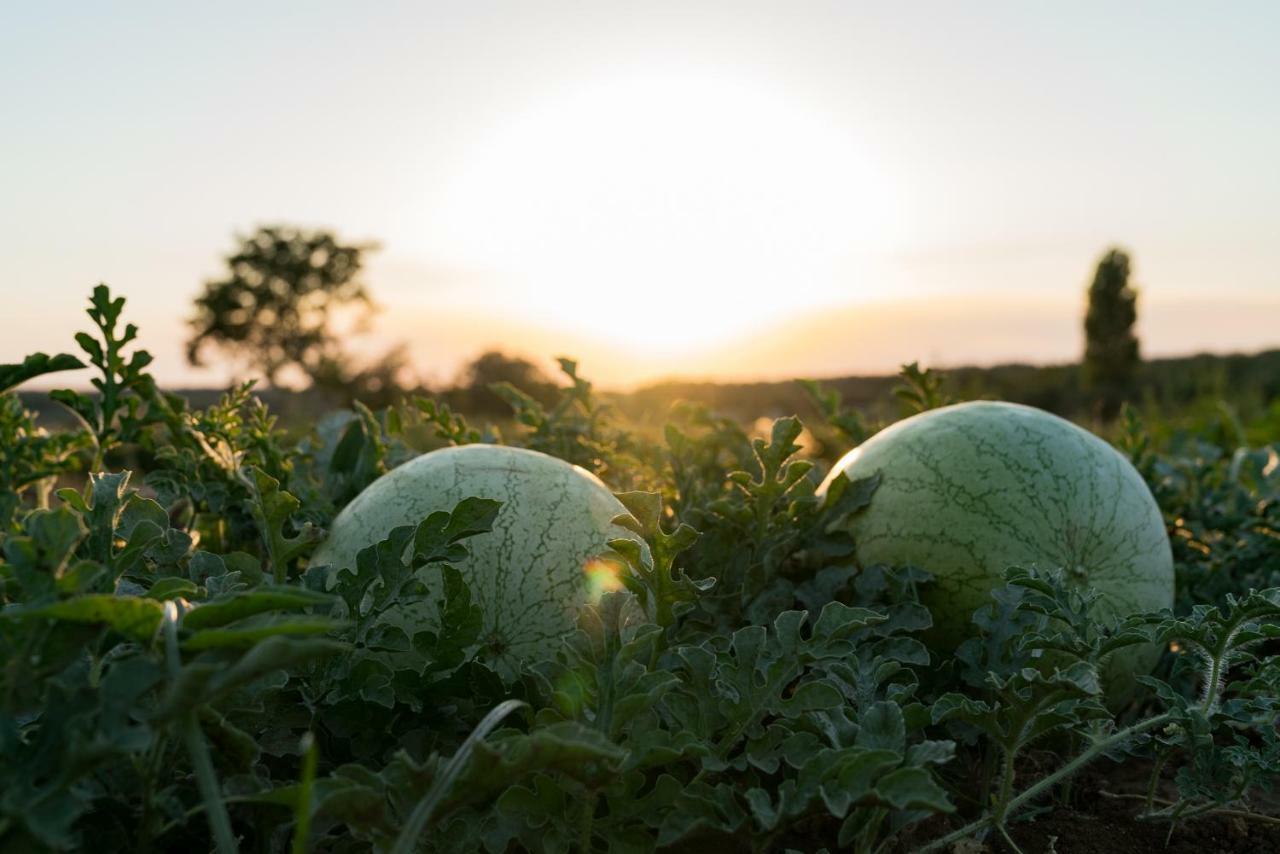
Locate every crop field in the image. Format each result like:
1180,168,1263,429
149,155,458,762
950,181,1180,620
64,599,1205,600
2,286,1278,854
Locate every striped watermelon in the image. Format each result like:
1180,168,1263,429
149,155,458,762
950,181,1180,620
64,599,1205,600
310,444,638,675
818,401,1174,689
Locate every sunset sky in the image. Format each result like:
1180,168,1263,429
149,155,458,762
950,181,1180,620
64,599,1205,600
3,2,1278,389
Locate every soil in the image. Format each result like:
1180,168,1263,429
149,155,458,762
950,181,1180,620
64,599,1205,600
997,788,1279,854
900,760,1280,854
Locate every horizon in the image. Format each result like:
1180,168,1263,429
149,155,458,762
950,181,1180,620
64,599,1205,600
17,300,1280,395
4,2,1279,389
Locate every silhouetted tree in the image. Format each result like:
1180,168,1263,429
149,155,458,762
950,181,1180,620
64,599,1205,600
449,351,554,414
310,344,417,410
1083,248,1140,419
187,226,377,387
459,351,548,391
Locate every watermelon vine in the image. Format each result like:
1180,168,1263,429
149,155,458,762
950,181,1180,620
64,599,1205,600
1,286,1278,852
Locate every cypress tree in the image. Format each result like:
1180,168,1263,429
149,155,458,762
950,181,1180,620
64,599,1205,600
1083,248,1140,419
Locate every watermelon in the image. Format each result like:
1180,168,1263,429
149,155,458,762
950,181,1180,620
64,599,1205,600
310,444,638,675
818,401,1173,688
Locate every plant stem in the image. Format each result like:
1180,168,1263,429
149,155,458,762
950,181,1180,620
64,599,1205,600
164,603,238,854
919,713,1174,853
389,699,526,854
578,792,597,853
1004,713,1172,818
1200,645,1226,713
1100,790,1280,827
992,748,1017,827
997,822,1025,854
181,711,239,854
1144,749,1170,811
1193,807,1280,828
979,739,997,808
751,826,782,854
137,737,169,854
291,733,319,854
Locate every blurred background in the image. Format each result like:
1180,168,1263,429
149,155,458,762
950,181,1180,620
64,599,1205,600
3,2,1278,435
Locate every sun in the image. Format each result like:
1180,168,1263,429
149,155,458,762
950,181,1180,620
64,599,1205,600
430,69,901,356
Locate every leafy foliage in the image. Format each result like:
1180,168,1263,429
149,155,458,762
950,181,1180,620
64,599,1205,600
1143,416,1280,609
798,378,870,448
0,352,84,394
892,361,952,415
488,357,656,490
1,284,1278,852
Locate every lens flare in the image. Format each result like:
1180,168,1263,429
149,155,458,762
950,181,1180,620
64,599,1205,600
584,558,625,602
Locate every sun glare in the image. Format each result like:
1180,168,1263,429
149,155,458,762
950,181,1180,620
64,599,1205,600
583,558,626,603
432,70,902,356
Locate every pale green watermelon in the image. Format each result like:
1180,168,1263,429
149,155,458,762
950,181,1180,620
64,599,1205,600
310,444,637,675
818,401,1173,687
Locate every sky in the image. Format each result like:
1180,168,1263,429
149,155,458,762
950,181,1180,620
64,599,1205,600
2,2,1278,389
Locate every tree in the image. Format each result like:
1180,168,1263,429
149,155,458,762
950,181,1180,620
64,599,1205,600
1083,247,1140,419
449,351,554,414
187,226,377,388
459,351,549,392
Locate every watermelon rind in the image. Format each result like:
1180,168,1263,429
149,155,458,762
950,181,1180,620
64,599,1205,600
311,444,640,675
818,401,1174,691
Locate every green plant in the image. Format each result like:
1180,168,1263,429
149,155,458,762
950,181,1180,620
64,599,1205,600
1,284,1278,853
924,571,1280,852
892,361,952,415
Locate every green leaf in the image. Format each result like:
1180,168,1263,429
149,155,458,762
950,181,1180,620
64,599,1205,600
19,594,165,640
811,601,887,641
411,496,502,566
0,352,84,393
797,378,869,445
931,693,998,735
161,636,349,716
905,740,956,767
182,587,335,629
874,766,954,812
389,699,528,854
182,615,349,650
146,577,201,601
608,491,702,629
4,507,87,586
244,465,323,582
856,701,906,753
809,748,903,817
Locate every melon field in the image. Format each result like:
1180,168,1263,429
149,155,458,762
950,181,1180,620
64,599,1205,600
2,286,1279,854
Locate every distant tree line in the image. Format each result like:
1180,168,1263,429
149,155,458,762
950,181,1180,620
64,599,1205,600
171,226,1270,438
615,350,1279,428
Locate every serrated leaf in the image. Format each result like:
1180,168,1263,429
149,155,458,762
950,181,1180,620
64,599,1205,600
856,701,906,753
873,766,953,812
0,352,84,393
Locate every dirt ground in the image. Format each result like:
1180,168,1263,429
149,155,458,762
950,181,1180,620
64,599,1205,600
901,760,1280,854
997,790,1279,854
